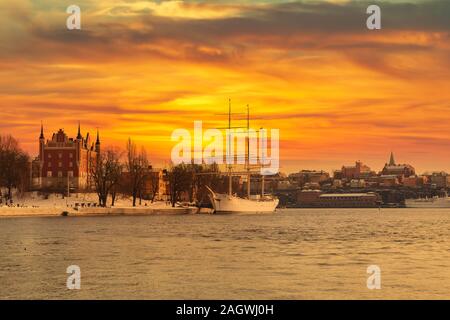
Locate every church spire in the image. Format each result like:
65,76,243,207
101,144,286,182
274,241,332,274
77,121,82,140
389,151,395,166
96,128,100,144
95,128,100,153
39,121,44,139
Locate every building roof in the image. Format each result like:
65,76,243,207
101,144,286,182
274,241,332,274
389,152,395,166
320,193,376,198
379,175,398,178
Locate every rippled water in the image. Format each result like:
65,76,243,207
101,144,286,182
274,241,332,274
1,208,450,299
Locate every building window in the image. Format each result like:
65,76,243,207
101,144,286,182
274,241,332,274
48,154,51,158
48,162,51,167
47,171,52,177
69,153,73,158
58,171,63,178
68,171,74,178
58,153,62,159
58,162,62,168
69,162,73,168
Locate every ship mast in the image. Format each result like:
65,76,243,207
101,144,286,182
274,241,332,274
261,127,265,198
246,104,251,199
228,98,232,197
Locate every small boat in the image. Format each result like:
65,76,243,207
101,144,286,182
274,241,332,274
405,195,450,208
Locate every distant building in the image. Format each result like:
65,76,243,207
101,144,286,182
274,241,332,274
304,182,320,189
120,167,169,201
350,179,366,188
31,123,100,191
332,179,343,188
288,170,329,187
277,180,293,190
403,175,427,188
297,189,322,207
426,171,449,188
296,190,381,208
318,193,381,208
338,161,374,180
379,175,399,187
381,152,415,178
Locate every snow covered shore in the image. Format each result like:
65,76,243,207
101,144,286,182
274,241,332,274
0,192,199,218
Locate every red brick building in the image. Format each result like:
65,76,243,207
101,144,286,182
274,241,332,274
338,161,373,180
31,123,100,191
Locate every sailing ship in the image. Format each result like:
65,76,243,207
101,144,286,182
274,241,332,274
206,101,279,213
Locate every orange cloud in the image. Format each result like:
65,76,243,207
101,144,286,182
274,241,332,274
0,0,449,173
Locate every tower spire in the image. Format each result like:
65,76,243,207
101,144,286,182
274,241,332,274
39,121,44,139
77,121,82,140
96,128,100,144
389,151,395,166
95,128,100,152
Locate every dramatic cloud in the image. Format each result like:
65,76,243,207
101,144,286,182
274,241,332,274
0,0,449,172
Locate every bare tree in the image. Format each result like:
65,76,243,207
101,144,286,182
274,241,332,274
90,148,122,207
192,163,221,206
126,138,149,207
109,148,124,207
0,135,30,201
167,163,192,207
148,167,160,203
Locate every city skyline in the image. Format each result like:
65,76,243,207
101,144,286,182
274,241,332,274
32,123,443,176
1,0,449,173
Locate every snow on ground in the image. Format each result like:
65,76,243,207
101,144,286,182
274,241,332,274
0,191,185,217
12,192,173,208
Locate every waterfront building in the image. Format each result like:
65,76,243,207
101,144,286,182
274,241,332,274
296,189,322,206
296,190,381,208
318,193,380,208
31,123,100,191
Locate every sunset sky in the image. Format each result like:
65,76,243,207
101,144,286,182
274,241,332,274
0,0,449,173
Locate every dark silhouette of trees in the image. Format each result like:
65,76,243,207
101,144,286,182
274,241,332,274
167,163,192,207
191,163,221,206
148,166,160,203
90,147,123,207
167,163,220,207
0,135,30,201
126,138,149,207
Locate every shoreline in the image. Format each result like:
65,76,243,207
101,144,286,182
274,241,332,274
0,206,202,218
1,206,446,219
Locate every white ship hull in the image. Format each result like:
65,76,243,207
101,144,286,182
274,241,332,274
405,197,450,208
207,188,279,213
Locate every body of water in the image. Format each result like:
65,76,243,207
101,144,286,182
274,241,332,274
1,208,450,299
